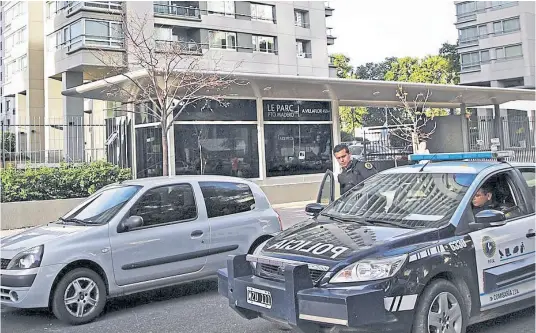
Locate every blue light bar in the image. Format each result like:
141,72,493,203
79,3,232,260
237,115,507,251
408,151,514,162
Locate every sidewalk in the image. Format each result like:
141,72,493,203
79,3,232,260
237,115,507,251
0,200,314,238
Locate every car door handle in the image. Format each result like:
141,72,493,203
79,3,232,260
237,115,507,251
526,229,535,238
191,230,204,238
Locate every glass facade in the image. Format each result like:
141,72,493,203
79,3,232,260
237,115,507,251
135,127,163,178
134,99,333,179
174,124,259,178
265,124,332,177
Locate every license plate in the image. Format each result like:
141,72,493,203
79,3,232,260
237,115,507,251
246,286,272,309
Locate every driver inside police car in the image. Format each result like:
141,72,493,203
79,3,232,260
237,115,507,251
472,183,497,214
333,144,377,195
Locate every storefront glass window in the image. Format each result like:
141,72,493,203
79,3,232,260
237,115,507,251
264,124,332,177
174,124,259,178
136,126,163,178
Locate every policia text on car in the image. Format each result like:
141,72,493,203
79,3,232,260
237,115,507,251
333,144,377,194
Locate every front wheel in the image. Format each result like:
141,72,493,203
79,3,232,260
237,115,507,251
411,279,468,333
51,268,107,325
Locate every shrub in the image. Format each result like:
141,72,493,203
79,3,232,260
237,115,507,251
0,161,132,203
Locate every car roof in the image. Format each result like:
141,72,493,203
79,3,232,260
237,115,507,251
118,175,255,187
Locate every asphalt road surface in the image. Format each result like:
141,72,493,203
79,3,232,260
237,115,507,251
2,206,535,333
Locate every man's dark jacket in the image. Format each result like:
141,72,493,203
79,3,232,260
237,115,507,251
338,159,378,195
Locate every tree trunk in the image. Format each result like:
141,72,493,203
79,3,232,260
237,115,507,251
162,127,169,176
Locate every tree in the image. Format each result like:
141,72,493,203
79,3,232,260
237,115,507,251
355,57,397,81
385,55,457,85
439,42,460,84
339,106,367,135
92,12,243,176
330,53,355,78
389,86,437,152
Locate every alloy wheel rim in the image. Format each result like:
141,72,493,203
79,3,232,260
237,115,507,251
63,277,99,318
427,291,462,333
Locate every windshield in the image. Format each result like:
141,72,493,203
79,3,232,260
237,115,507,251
322,172,476,228
62,185,141,225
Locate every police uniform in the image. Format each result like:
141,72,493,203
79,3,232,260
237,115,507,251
338,159,377,195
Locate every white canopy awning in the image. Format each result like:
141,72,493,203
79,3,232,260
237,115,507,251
62,69,536,109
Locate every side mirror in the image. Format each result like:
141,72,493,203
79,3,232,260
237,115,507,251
470,209,506,230
119,215,144,232
305,203,324,216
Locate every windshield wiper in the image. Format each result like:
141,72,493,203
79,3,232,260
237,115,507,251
59,217,92,226
320,213,373,226
362,218,415,229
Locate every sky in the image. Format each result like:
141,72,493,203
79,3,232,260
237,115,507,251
327,0,459,67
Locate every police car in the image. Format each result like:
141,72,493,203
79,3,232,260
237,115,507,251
217,151,535,333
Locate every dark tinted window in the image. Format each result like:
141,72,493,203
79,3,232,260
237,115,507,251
175,99,257,121
136,126,163,178
174,124,259,178
265,124,332,177
129,184,197,227
199,182,255,218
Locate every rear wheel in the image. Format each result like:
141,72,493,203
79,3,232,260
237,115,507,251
411,279,468,333
51,268,107,325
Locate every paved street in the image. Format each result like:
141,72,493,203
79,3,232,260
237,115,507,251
1,205,535,333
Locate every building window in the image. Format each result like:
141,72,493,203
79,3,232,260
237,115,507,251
296,39,311,58
265,124,333,177
4,27,26,53
4,1,25,27
490,1,517,9
252,35,275,53
478,24,488,37
207,1,235,17
250,3,274,22
460,51,483,70
456,1,476,16
294,10,309,28
174,124,259,178
480,49,490,63
4,54,27,80
199,182,256,218
496,44,522,60
493,17,520,35
209,30,237,50
49,19,123,51
459,26,478,44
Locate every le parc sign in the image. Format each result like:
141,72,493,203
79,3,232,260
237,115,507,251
263,100,331,121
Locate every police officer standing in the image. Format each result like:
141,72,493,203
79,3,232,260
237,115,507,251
333,144,377,195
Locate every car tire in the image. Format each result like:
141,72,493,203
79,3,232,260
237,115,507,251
51,268,107,325
411,279,468,333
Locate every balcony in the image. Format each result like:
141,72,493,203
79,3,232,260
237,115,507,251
155,27,204,55
65,1,122,16
153,2,201,20
326,28,336,45
324,2,334,17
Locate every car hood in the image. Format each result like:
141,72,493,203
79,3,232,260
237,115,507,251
1,223,91,258
261,219,429,262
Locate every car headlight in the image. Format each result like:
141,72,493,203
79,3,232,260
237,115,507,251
329,254,407,283
6,245,44,270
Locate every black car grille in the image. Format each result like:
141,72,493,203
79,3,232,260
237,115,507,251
1,259,10,269
256,263,326,284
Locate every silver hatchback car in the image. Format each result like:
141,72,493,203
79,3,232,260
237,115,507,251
0,176,282,325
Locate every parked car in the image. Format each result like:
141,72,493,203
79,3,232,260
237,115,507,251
0,176,282,325
218,151,535,333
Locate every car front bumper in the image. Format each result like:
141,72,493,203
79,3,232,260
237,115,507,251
218,254,410,333
1,264,64,308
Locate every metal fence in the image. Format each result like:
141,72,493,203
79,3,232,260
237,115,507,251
0,116,132,169
468,115,535,162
